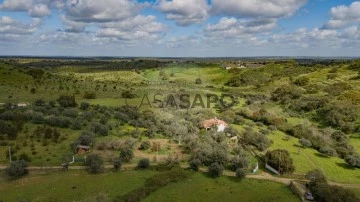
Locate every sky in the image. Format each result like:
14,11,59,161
0,0,359,57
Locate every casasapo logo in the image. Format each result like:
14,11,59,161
125,93,237,109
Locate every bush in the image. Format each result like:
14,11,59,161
83,91,96,99
6,160,29,178
119,146,134,163
31,112,44,124
317,101,358,133
195,78,202,84
91,122,109,136
208,162,224,178
62,108,78,118
189,159,202,171
228,154,249,171
242,130,272,151
139,140,151,150
235,168,246,180
57,95,77,108
293,76,309,86
34,98,46,106
137,158,150,169
113,159,122,171
319,146,338,157
299,138,312,148
85,154,104,174
271,85,302,104
306,169,327,185
345,154,360,168
265,149,295,175
306,169,359,202
80,102,90,110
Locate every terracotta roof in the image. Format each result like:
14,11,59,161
201,118,228,129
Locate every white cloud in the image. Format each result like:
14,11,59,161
97,15,167,41
0,16,41,41
324,1,360,29
29,4,51,17
0,0,31,11
156,0,209,26
205,17,277,38
0,0,65,17
211,0,307,18
60,15,87,33
65,0,144,23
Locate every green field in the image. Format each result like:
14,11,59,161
0,170,299,202
268,131,360,184
145,173,299,202
0,170,156,202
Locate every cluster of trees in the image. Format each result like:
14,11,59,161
15,59,169,71
226,70,271,87
237,103,359,168
184,130,250,178
306,169,359,202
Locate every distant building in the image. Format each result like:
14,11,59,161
76,145,91,154
17,102,30,107
201,117,228,132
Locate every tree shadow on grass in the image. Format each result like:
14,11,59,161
314,153,330,158
335,162,356,170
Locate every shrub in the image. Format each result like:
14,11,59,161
299,138,312,148
119,146,134,163
189,159,202,171
137,158,150,169
113,159,122,171
271,85,302,104
31,112,44,124
57,95,77,108
83,91,96,99
85,154,104,174
91,122,109,136
71,119,83,130
139,140,151,150
265,149,295,175
319,146,338,157
195,78,202,84
306,169,359,202
306,169,327,185
34,98,46,106
62,108,78,118
6,160,29,178
317,101,358,133
293,76,309,86
208,162,224,178
235,168,247,180
242,131,272,151
228,154,249,171
80,102,90,110
345,154,360,168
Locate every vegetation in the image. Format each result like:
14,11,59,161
265,149,295,175
306,169,359,202
85,154,104,174
208,162,224,178
1,58,360,201
6,160,29,178
137,158,150,169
